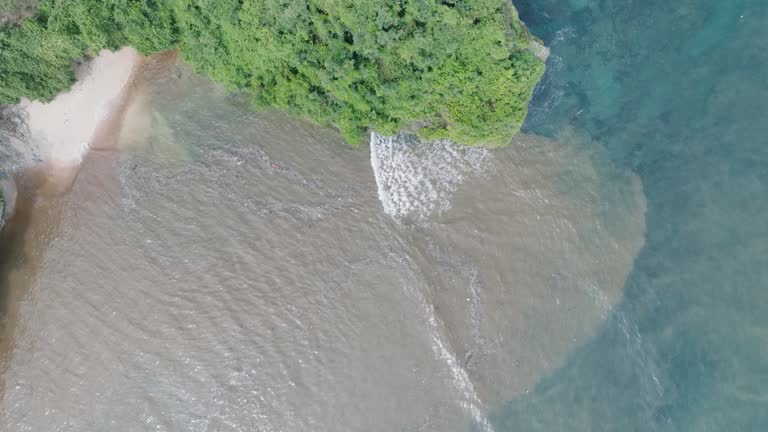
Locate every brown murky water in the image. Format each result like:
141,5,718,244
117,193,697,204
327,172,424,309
0,53,645,432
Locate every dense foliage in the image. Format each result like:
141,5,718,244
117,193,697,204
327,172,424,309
0,0,544,146
0,19,82,103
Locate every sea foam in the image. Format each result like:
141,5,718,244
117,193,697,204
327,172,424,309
370,132,491,220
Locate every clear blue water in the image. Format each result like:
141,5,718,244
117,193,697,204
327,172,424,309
491,0,768,430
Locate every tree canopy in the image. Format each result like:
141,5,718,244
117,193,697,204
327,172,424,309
0,0,545,146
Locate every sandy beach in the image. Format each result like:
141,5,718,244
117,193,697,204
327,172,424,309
19,47,143,167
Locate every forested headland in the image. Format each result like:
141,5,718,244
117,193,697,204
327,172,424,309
0,0,545,146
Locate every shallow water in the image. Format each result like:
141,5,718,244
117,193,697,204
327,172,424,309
0,54,645,431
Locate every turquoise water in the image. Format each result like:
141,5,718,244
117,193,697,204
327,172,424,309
492,0,768,430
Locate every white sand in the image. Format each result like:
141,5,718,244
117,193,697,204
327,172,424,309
20,48,143,165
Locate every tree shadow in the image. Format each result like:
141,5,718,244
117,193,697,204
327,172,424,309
0,166,63,366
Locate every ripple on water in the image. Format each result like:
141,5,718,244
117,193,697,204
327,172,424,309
0,57,646,432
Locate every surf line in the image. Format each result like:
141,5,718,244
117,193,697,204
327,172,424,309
391,248,496,432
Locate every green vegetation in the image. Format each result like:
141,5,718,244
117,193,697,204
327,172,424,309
0,0,544,146
0,19,82,103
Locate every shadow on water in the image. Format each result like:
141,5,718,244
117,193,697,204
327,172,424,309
0,49,178,375
0,167,65,367
0,49,173,371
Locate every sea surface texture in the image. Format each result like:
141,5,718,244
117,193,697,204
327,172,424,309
0,0,765,431
0,53,645,431
495,0,768,430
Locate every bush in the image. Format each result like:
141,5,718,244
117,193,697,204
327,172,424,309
0,0,545,146
0,18,82,104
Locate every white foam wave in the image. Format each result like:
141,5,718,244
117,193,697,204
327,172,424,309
370,132,490,220
428,312,495,432
394,247,496,432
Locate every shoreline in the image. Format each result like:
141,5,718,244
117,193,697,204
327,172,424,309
0,47,146,227
19,47,143,166
0,48,150,373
